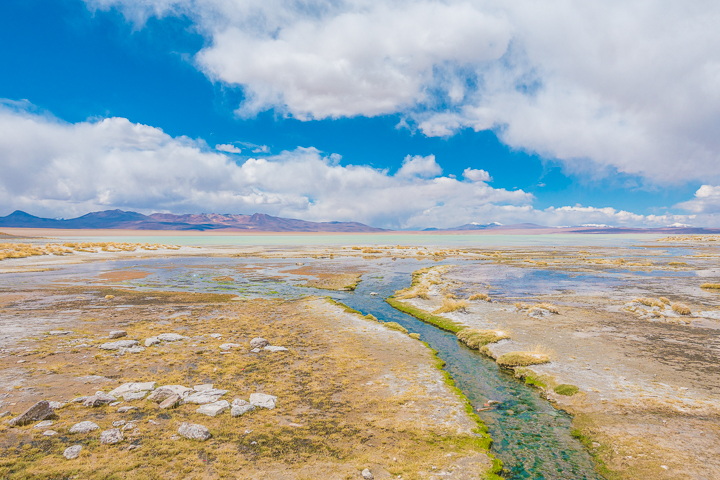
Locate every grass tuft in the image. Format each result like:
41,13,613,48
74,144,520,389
433,298,468,314
468,293,491,302
496,351,550,367
553,384,580,396
384,322,408,334
456,329,509,349
700,283,720,290
671,303,691,315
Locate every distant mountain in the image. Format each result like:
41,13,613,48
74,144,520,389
0,210,386,232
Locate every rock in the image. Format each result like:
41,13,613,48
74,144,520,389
232,398,250,407
250,348,261,353
34,420,54,429
249,337,269,349
361,468,374,479
263,346,288,352
100,428,124,445
145,337,160,347
193,384,214,392
147,385,193,403
157,333,186,342
69,396,87,404
8,401,56,427
122,423,135,431
123,391,147,401
159,394,181,409
0,411,11,418
48,401,66,410
83,391,117,407
117,406,137,413
178,422,211,441
219,343,240,350
99,340,139,350
197,400,230,417
48,330,72,336
109,401,122,407
108,330,127,339
184,389,228,404
43,430,57,436
125,346,145,354
69,421,99,434
112,420,126,427
109,382,156,397
209,333,222,339
231,404,255,417
63,445,82,459
249,393,277,409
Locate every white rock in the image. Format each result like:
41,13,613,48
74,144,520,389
249,337,269,349
63,445,82,459
249,393,277,409
34,420,54,429
122,423,135,431
125,346,145,354
69,421,99,434
147,385,193,402
123,391,147,401
193,384,214,392
209,333,222,339
232,398,250,407
83,391,117,407
361,468,374,479
99,340,139,350
100,428,124,445
231,404,255,417
108,330,127,339
145,337,160,347
250,348,261,353
263,346,288,352
117,406,137,413
219,343,241,350
157,333,186,342
178,422,211,441
43,430,57,436
48,401,66,410
196,400,230,417
184,389,228,404
48,331,72,336
109,382,156,398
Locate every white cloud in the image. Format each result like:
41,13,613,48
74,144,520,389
463,168,492,183
85,0,720,184
396,155,442,179
215,143,241,153
675,185,720,214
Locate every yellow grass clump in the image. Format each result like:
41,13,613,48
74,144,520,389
634,297,666,309
456,329,509,349
433,298,468,314
700,283,720,290
671,303,691,315
497,351,550,367
659,297,671,305
469,293,491,302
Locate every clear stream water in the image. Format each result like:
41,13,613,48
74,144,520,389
3,255,612,479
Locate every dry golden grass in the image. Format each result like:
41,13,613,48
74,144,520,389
433,297,468,314
671,303,691,315
633,297,666,309
468,293,491,302
0,241,180,261
456,329,509,349
700,283,720,290
496,351,550,367
659,297,671,305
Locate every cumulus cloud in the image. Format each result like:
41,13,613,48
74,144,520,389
85,0,720,184
463,168,492,183
675,185,720,214
215,143,242,153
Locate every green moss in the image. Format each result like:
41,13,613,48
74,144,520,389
386,296,463,333
496,351,550,367
515,368,548,389
384,322,408,334
554,384,580,396
324,297,363,316
457,328,509,349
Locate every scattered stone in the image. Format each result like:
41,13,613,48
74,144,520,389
112,420,126,427
362,468,374,479
231,403,255,417
83,391,117,407
145,337,160,347
99,340,139,350
148,419,159,425
109,382,157,397
109,401,122,407
48,401,66,409
159,394,181,409
43,430,57,436
232,398,250,407
219,343,241,350
263,345,288,352
118,406,137,413
194,384,214,392
170,434,180,440
108,330,127,339
63,445,82,460
178,422,211,441
48,330,72,336
184,389,229,404
197,400,230,417
148,385,193,403
209,333,222,339
125,346,145,354
249,393,277,409
8,401,56,427
69,421,99,434
34,420,54,429
122,423,135,431
70,396,87,404
250,348,261,353
123,391,147,401
100,428,124,445
157,333,186,342
249,337,269,349
0,411,11,418
16,360,25,364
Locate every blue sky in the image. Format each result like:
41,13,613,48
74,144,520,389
0,0,718,228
